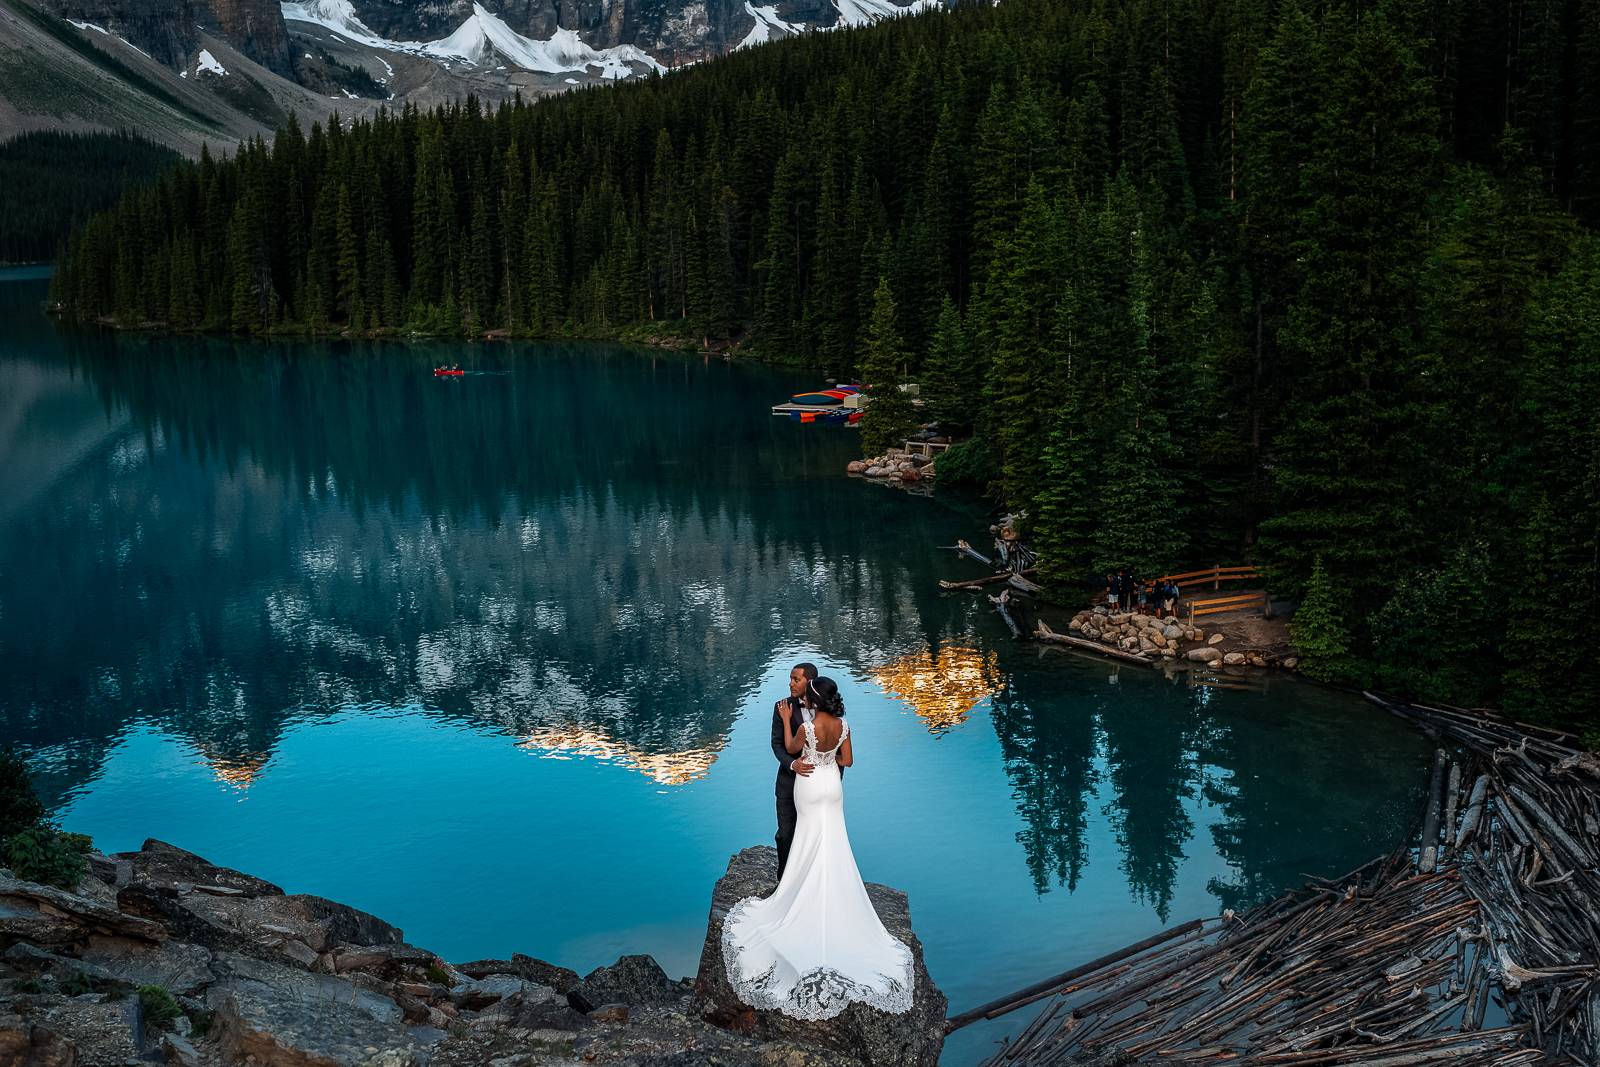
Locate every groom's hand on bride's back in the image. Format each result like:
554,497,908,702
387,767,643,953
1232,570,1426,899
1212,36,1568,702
791,759,815,776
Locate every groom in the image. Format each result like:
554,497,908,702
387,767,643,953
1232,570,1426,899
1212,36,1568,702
771,661,842,880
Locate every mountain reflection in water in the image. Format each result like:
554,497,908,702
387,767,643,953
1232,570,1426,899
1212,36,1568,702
0,270,1438,1065
872,646,1003,733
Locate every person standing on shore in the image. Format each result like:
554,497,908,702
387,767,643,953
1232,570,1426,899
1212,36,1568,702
773,662,837,880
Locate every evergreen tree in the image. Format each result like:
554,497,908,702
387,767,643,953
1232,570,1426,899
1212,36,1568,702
335,183,362,327
859,277,919,455
1260,8,1442,621
922,297,980,431
1289,554,1358,683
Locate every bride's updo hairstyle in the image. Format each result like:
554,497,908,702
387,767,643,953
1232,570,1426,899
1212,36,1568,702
808,676,845,717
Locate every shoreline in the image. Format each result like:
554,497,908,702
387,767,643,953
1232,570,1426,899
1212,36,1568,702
0,839,945,1066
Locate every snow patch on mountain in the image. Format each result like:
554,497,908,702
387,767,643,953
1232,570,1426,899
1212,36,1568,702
736,3,801,49
196,48,228,75
280,0,393,50
733,0,939,52
832,0,939,27
281,0,664,78
64,18,153,58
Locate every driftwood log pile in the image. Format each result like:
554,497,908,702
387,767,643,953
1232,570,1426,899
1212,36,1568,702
964,696,1600,1066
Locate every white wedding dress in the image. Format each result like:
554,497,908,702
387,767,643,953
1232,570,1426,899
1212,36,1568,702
721,717,916,1020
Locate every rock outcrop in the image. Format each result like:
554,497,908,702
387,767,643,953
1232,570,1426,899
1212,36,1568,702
0,838,888,1066
692,846,947,1067
41,0,291,73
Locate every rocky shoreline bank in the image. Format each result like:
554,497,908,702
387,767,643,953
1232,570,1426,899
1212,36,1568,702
0,840,945,1066
846,446,937,485
1065,606,1298,670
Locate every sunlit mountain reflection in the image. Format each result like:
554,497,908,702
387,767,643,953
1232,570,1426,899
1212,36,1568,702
516,726,722,785
198,748,272,790
872,645,1003,733
0,267,1442,1067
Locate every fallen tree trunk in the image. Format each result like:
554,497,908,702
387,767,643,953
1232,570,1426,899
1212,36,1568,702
938,568,1036,591
1035,621,1153,666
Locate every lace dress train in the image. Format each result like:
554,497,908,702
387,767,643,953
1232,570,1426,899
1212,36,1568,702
721,719,915,1020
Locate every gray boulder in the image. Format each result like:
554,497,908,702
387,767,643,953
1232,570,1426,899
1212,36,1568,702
328,942,445,981
692,846,946,1067
0,998,138,1065
111,839,285,897
570,953,687,1013
454,951,580,992
76,935,216,995
450,973,537,1011
206,951,443,1066
117,881,401,965
0,873,167,948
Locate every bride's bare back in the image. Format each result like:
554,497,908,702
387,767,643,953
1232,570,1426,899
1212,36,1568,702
810,710,842,750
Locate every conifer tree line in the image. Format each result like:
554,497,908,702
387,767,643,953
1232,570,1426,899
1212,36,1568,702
52,0,1600,733
0,131,177,264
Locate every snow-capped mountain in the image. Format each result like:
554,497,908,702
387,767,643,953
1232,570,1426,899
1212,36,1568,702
281,0,664,79
4,0,939,161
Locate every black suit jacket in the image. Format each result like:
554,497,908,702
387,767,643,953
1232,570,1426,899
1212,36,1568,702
772,695,842,797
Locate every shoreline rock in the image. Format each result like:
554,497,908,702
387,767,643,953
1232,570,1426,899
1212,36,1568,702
692,846,947,1067
847,447,936,486
1064,606,1299,670
1,839,895,1066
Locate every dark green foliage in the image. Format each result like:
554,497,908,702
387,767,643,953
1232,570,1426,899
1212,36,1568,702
1289,555,1359,685
49,0,1600,733
0,749,91,889
0,748,44,837
1369,541,1501,705
859,277,919,455
60,971,99,997
934,436,999,488
922,296,981,432
137,986,183,1030
0,131,177,263
2,825,91,889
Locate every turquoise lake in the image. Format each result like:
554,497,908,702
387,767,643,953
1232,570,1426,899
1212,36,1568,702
0,266,1434,1064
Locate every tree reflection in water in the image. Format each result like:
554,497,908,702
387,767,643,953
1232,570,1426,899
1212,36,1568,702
0,289,1431,937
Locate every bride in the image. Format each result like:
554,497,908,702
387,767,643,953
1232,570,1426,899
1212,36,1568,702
721,676,915,1020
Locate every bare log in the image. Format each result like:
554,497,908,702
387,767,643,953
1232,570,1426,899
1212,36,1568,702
954,538,992,565
1035,620,1153,666
938,568,1036,591
1421,748,1447,872
945,917,1213,1031
1457,775,1490,849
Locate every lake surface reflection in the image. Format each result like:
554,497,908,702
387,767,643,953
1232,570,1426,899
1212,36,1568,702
0,269,1433,1063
